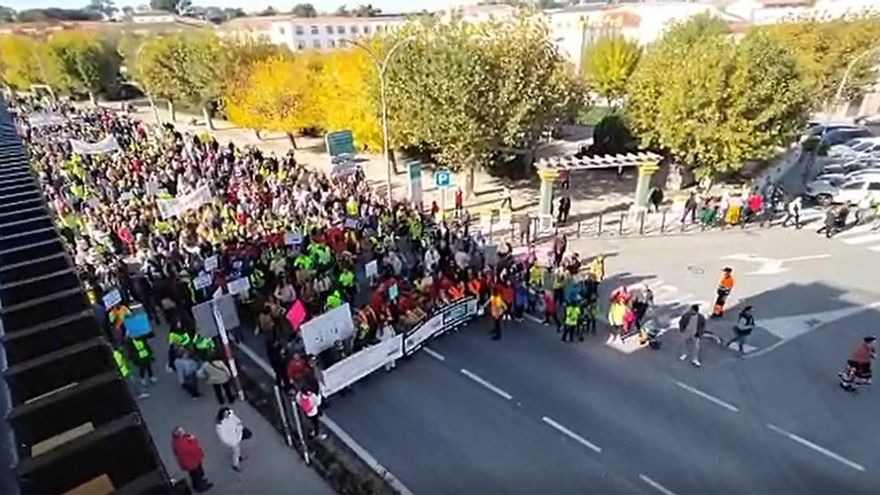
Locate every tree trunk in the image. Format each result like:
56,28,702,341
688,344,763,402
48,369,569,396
88,91,96,107
254,129,263,141
388,147,398,174
147,94,160,123
167,100,176,122
286,132,298,149
464,168,475,199
202,105,215,130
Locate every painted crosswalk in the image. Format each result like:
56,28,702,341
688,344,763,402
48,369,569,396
604,278,756,355
793,207,880,254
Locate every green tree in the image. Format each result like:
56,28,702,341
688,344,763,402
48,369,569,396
627,16,809,178
290,3,317,17
133,32,224,126
384,15,585,195
48,30,120,103
0,5,16,22
353,4,381,17
582,34,641,107
762,15,880,107
149,0,188,14
86,0,115,17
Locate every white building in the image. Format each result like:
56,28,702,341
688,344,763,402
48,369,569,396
218,15,407,52
548,2,735,72
129,10,177,24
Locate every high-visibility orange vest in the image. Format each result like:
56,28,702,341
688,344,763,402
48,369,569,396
467,279,481,297
448,284,465,300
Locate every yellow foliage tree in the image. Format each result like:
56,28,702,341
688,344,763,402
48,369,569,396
0,34,64,90
314,48,382,152
224,54,322,147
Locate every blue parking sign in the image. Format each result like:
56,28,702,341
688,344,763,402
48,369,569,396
435,169,452,189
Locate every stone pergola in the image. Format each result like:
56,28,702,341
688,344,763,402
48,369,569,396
534,151,663,230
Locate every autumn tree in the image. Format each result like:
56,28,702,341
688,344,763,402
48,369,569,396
224,54,323,147
626,15,809,178
48,30,120,103
314,48,382,151
761,15,880,108
0,34,65,90
582,34,641,108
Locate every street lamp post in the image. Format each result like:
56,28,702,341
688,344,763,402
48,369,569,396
346,37,413,205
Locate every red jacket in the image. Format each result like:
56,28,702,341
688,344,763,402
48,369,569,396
172,434,204,472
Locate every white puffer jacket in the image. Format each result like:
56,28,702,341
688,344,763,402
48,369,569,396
216,411,243,448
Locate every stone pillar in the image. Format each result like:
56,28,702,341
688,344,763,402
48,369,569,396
537,169,559,231
633,162,659,209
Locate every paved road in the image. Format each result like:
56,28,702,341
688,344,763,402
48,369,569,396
327,227,880,494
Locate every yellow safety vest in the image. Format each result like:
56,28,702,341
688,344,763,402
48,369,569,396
113,349,131,378
132,339,150,360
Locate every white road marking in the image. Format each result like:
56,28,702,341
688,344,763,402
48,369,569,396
541,416,602,453
720,253,831,275
639,474,677,495
674,381,739,412
460,369,513,400
524,313,543,325
767,424,866,472
842,233,880,245
754,301,880,346
834,223,875,238
869,245,880,252
423,347,445,361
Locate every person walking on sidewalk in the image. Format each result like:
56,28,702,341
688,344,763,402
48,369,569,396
681,192,698,225
215,407,246,471
500,185,513,210
712,267,735,319
128,337,157,387
781,196,802,229
296,388,327,440
198,357,236,405
678,304,706,367
175,349,201,398
725,305,755,355
454,187,464,217
171,427,213,493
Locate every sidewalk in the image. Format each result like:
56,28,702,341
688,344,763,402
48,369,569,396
112,102,636,222
134,321,333,495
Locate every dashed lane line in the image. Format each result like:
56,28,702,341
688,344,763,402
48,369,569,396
423,347,446,361
639,474,677,495
841,233,880,245
674,381,739,413
541,416,602,454
767,424,866,472
459,368,513,401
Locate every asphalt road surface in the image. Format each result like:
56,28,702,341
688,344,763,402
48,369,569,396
326,227,880,495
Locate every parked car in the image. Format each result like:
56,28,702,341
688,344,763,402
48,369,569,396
818,159,873,176
855,114,880,125
822,127,874,146
806,176,880,205
828,139,880,157
805,122,860,137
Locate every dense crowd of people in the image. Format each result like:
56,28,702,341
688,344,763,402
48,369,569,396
15,98,635,406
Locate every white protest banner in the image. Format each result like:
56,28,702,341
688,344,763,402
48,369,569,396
227,277,251,295
300,303,355,356
403,297,478,355
284,231,303,246
320,334,403,397
156,185,212,219
102,288,122,310
204,255,219,272
193,272,212,291
70,135,120,155
364,260,378,279
28,112,66,128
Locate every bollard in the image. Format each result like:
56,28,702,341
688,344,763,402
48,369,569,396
639,211,646,235
660,211,667,233
597,214,603,236
577,220,582,238
619,213,625,236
